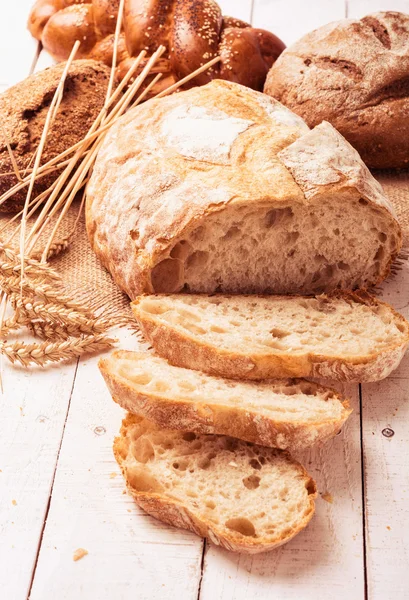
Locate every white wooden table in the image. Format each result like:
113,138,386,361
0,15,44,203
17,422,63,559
1,1,409,598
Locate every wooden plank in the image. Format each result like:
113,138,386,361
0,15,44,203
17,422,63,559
200,2,365,598
200,383,365,600
360,259,409,600
252,0,346,46
0,361,79,600
29,329,204,600
0,0,39,86
347,0,409,18
339,4,409,598
0,4,80,598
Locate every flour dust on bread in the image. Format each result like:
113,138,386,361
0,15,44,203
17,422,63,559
100,350,352,451
264,11,409,169
86,80,401,298
114,413,317,553
132,293,409,382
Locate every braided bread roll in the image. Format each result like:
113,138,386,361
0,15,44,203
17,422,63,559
28,0,285,92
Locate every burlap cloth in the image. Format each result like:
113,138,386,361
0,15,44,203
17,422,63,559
2,168,408,325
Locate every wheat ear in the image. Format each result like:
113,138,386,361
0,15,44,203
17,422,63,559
0,334,116,367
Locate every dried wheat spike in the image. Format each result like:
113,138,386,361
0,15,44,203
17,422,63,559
11,296,113,333
0,242,60,280
1,276,94,315
0,333,116,367
32,233,73,261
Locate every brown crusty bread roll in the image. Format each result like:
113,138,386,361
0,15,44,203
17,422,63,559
86,79,401,299
28,0,285,92
0,59,111,212
264,11,409,169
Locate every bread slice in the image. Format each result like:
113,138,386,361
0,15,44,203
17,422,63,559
114,413,317,553
131,292,409,382
100,350,351,451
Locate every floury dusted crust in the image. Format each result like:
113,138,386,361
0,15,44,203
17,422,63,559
86,80,401,299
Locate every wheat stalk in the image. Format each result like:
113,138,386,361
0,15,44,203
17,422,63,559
36,48,167,259
0,116,22,182
0,28,222,367
11,296,114,333
0,334,116,367
106,0,125,105
1,275,93,314
0,242,61,280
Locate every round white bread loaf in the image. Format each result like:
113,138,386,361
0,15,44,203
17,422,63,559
86,80,401,298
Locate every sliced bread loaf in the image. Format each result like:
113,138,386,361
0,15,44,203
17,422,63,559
86,80,401,298
114,413,317,553
131,292,409,382
100,350,351,451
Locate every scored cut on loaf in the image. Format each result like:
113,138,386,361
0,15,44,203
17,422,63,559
114,413,317,553
131,292,409,382
264,11,409,169
100,350,352,451
86,79,401,299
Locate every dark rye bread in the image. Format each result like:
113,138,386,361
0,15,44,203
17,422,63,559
264,12,409,169
0,59,111,212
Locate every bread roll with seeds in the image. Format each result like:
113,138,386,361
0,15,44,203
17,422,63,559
28,0,285,91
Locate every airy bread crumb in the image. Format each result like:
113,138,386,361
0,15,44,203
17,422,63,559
114,413,317,553
73,548,88,562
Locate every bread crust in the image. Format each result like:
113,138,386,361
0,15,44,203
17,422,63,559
0,59,111,212
100,350,352,451
28,0,284,91
114,413,317,554
86,80,401,299
264,11,409,169
131,292,409,382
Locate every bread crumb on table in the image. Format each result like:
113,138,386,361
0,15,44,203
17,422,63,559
110,472,117,479
73,548,88,562
321,492,333,504
12,499,17,506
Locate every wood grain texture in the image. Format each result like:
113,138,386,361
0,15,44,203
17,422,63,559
0,361,78,600
2,1,409,599
200,383,365,600
360,261,409,600
29,329,204,600
0,6,78,598
199,2,365,598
